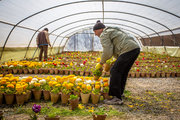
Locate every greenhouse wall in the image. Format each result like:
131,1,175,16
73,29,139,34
142,46,180,57
0,47,63,62
140,33,180,46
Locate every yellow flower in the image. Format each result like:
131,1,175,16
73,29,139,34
48,81,53,87
6,82,10,84
88,110,94,113
82,84,86,89
78,82,83,86
55,84,61,87
52,81,57,86
34,83,40,87
96,58,101,62
67,83,74,89
0,86,4,89
70,62,73,66
128,105,133,108
78,104,84,109
95,84,100,89
87,85,92,91
62,82,68,87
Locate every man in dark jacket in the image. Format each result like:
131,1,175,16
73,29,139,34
36,28,51,61
93,20,140,105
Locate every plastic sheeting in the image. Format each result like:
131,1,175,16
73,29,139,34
142,46,180,57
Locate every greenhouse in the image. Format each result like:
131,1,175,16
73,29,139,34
0,0,180,120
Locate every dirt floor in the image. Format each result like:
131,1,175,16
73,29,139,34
1,75,180,120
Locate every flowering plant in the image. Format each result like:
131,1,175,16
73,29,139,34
93,69,102,77
30,104,41,120
29,78,41,90
62,82,73,94
92,84,101,95
81,84,92,94
5,84,15,94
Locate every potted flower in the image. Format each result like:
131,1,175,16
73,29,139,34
91,84,101,104
15,83,27,105
93,69,102,80
50,85,60,104
39,79,49,101
80,84,92,104
69,94,79,110
45,112,60,120
30,79,42,101
102,80,111,100
4,83,15,105
92,107,107,120
73,84,81,98
61,82,73,104
30,104,41,120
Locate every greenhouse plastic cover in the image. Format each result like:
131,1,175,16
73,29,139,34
0,0,180,61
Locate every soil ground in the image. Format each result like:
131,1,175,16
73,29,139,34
1,75,180,120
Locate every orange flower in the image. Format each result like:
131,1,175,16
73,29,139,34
104,82,109,87
103,78,108,82
82,84,86,89
0,80,6,85
26,77,33,82
7,84,14,88
12,82,16,85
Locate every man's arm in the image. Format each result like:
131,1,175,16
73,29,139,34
100,33,113,64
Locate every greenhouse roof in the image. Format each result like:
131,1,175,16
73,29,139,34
0,0,180,60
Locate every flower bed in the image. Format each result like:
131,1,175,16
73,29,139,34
0,51,179,77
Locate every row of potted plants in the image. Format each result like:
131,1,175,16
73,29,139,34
0,51,179,77
0,74,111,106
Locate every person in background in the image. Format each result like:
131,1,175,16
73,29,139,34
93,20,140,105
36,28,51,61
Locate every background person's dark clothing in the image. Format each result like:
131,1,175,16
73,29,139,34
39,45,48,61
36,30,51,61
109,48,140,99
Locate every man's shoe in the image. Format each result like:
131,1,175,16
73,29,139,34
104,96,123,105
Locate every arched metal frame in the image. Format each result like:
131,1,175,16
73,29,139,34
1,0,180,60
49,18,161,46
32,26,144,58
31,23,147,58
61,23,146,49
23,10,171,58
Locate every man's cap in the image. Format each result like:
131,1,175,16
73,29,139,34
93,20,105,31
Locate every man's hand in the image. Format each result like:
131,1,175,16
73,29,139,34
95,63,103,70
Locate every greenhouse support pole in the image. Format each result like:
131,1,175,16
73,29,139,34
102,0,104,23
